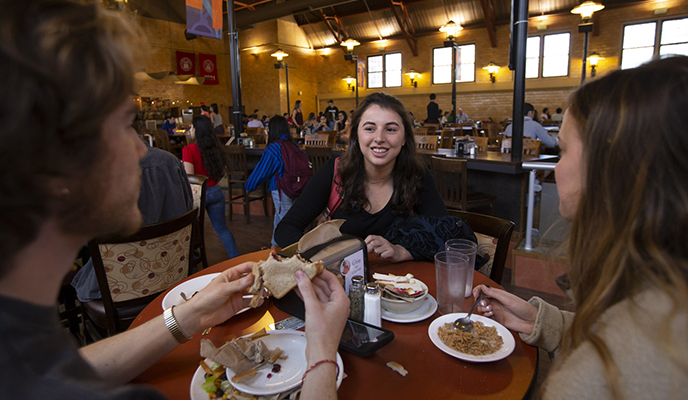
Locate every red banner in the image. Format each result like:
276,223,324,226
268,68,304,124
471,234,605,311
199,53,218,85
176,51,195,75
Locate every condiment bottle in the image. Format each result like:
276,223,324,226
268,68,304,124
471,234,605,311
363,283,382,327
348,276,365,322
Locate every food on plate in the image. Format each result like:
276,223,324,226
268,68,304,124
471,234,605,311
248,251,324,307
437,321,503,356
386,361,408,376
199,332,287,398
374,273,425,301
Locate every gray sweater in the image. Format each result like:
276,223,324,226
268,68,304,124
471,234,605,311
522,292,688,399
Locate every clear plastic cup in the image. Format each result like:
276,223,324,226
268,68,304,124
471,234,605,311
434,251,471,314
445,239,477,298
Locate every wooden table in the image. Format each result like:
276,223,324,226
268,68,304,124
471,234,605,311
130,250,538,399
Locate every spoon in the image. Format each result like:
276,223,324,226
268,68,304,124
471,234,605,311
453,285,489,332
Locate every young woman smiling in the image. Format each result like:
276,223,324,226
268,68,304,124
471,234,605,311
275,92,447,261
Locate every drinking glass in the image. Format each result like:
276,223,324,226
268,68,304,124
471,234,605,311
434,251,470,314
445,239,477,298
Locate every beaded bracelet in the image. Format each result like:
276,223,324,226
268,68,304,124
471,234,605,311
301,359,339,382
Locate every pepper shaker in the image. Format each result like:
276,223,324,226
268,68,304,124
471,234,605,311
363,283,382,327
348,276,365,322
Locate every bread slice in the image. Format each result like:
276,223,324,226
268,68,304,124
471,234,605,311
259,253,324,299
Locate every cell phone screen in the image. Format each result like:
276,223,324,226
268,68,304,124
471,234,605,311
341,320,388,348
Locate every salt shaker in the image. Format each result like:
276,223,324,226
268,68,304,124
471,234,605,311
348,276,365,322
363,283,382,327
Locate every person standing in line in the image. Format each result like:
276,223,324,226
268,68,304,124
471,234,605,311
183,116,240,258
291,100,303,130
245,116,298,247
426,93,440,124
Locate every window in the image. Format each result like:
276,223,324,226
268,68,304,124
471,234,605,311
432,44,476,84
367,53,402,88
622,17,688,70
526,33,570,78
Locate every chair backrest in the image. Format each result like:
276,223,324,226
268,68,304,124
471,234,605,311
245,127,262,135
415,135,439,151
424,123,439,131
413,127,427,136
88,208,197,333
154,129,172,152
214,125,226,135
446,209,515,284
187,174,208,271
522,139,542,156
473,136,488,153
486,122,502,143
305,146,333,173
460,123,477,137
431,156,468,210
304,133,329,146
440,128,456,149
223,145,249,180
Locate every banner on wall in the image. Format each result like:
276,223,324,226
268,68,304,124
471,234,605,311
199,53,218,85
186,0,223,39
357,59,366,88
176,51,196,75
455,47,463,81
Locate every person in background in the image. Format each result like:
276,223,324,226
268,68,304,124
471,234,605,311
210,103,222,128
71,117,194,302
504,102,557,148
200,104,210,118
474,56,688,399
540,107,550,122
456,107,469,123
349,109,354,119
312,115,330,133
275,92,447,262
426,93,440,124
304,112,317,131
161,114,176,134
440,111,449,124
183,116,239,258
551,107,565,122
291,100,303,130
247,114,264,128
245,116,298,247
261,114,270,126
324,99,339,122
334,110,351,145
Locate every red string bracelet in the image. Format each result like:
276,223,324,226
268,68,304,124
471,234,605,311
301,359,339,382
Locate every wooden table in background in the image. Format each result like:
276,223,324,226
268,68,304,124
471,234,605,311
130,250,538,399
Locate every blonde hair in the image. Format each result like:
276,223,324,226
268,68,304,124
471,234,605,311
563,56,688,398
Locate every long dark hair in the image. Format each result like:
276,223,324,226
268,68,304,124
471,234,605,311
338,92,424,215
193,116,227,181
268,115,292,144
562,56,688,398
336,111,348,132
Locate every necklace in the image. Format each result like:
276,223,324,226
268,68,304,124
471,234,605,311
368,174,391,185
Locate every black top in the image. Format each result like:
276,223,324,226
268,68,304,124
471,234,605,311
426,101,440,123
274,157,448,247
0,296,166,399
324,106,339,121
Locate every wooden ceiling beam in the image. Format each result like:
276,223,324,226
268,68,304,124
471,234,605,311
390,0,417,56
480,0,497,48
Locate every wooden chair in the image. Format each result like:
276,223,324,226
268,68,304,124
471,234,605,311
306,146,333,173
486,122,502,146
446,209,515,285
413,127,428,136
440,128,456,149
472,136,488,153
415,135,439,151
460,123,478,137
82,208,197,339
304,133,329,146
431,157,497,215
187,174,209,271
501,138,542,156
223,145,269,224
245,127,267,145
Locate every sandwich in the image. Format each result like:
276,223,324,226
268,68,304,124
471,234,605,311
249,251,324,307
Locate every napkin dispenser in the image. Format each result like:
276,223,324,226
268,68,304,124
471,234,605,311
275,234,370,320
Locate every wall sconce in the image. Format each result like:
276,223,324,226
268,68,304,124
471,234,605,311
587,52,604,77
271,49,289,63
343,75,355,92
341,38,360,54
439,20,463,43
406,69,419,87
571,1,605,21
482,62,500,83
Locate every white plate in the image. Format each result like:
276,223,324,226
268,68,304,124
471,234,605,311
161,273,252,315
381,294,438,323
428,313,515,362
190,330,344,399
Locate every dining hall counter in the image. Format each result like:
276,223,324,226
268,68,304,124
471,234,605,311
129,249,538,400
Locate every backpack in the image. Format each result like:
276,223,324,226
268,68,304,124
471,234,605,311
275,139,313,199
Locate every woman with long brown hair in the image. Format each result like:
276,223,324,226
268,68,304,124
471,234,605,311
474,56,688,398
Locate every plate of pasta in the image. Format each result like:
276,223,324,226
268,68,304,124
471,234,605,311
428,313,515,362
